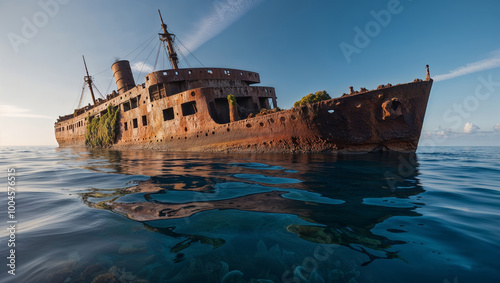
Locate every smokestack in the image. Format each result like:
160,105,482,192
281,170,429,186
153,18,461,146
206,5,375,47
112,60,136,94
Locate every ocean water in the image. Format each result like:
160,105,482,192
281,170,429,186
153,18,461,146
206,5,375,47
0,146,499,283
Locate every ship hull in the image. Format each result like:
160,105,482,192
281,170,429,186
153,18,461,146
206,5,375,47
55,80,432,153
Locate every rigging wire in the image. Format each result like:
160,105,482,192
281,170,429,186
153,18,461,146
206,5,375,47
104,77,114,95
90,78,105,99
130,31,160,62
92,79,105,99
124,31,159,60
72,24,208,110
153,41,163,71
174,42,192,68
134,40,161,83
92,31,159,77
75,81,86,109
175,36,205,67
162,43,166,70
92,82,105,99
71,31,163,113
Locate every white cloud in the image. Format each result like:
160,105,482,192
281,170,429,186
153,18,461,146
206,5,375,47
433,50,500,82
464,122,480,134
494,124,500,132
0,104,52,119
131,61,154,74
181,0,263,53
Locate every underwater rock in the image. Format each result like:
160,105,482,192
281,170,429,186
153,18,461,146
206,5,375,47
221,270,245,283
293,266,308,281
220,261,230,279
82,264,105,279
109,266,136,281
45,261,76,283
327,266,360,283
328,269,343,281
309,269,325,283
45,268,73,283
91,272,118,283
291,267,327,283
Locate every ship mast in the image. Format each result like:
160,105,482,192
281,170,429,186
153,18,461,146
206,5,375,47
82,55,97,106
158,9,179,69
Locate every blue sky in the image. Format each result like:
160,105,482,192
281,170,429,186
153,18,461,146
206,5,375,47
1,0,499,146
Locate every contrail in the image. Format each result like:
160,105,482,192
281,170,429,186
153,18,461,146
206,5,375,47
181,0,264,53
434,50,500,81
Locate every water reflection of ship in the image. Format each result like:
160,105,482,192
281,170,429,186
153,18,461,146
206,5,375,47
77,149,424,263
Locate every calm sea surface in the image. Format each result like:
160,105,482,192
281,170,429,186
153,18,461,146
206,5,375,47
0,146,499,283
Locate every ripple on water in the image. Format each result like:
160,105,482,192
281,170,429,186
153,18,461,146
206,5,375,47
230,162,285,170
233,173,302,184
281,191,345,205
362,197,420,208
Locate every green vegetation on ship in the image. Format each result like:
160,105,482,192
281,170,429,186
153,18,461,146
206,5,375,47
293,90,331,108
85,105,120,148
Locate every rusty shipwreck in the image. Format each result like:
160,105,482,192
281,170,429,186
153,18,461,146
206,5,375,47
55,11,433,153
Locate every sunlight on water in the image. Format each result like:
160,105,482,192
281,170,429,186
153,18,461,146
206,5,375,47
0,146,499,282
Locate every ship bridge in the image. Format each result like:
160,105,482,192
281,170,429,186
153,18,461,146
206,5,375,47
146,68,260,86
144,68,261,101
